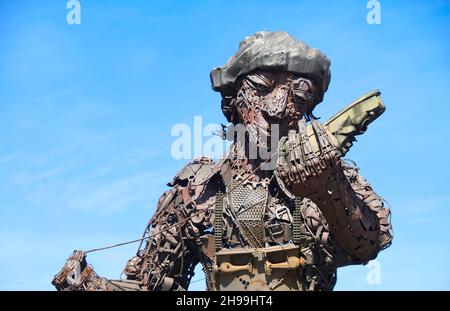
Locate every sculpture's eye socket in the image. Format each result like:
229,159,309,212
291,77,312,92
246,74,273,94
291,77,315,103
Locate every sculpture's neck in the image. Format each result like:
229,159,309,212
229,143,274,184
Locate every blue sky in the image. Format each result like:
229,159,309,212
0,0,449,290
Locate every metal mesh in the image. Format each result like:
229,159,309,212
230,180,267,247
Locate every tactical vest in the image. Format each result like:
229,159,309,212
210,172,312,291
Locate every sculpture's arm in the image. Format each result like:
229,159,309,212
333,160,393,263
128,157,217,290
298,158,391,263
127,188,205,290
52,185,203,291
276,119,392,263
52,157,217,291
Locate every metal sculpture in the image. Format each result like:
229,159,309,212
52,31,392,291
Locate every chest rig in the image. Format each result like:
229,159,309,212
227,176,267,247
211,170,306,291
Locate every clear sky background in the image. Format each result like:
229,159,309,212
0,0,449,291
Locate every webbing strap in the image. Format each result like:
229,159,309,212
214,190,224,252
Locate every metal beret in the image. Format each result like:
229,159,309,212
210,31,331,104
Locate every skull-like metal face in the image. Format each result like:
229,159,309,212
234,70,317,129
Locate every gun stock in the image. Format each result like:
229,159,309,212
324,90,386,155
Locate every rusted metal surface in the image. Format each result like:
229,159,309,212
52,31,392,291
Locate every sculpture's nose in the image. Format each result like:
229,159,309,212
273,87,289,106
262,87,289,118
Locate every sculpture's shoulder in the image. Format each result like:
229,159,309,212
168,156,218,188
150,156,223,225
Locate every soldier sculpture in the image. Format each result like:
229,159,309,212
53,31,393,291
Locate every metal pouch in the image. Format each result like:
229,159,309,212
211,244,305,291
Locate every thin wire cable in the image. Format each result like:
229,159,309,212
190,277,206,284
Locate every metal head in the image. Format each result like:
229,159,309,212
210,31,331,122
